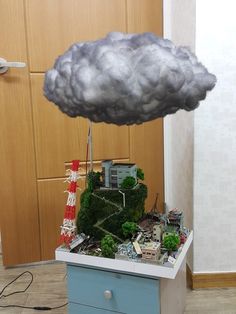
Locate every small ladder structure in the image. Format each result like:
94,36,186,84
60,160,80,246
150,193,159,215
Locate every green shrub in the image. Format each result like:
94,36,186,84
137,168,144,181
87,171,101,191
101,235,117,258
122,221,138,239
121,176,136,189
163,233,180,252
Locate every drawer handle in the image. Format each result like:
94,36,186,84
104,290,112,300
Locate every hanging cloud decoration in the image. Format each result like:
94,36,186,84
44,32,216,125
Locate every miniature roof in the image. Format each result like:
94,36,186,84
112,163,136,168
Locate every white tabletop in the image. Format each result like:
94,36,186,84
56,231,193,279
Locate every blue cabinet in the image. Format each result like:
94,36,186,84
57,232,193,314
67,265,160,314
69,302,123,313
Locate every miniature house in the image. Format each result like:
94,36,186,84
167,209,184,231
140,242,161,261
101,160,137,189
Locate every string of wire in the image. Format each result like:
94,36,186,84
0,270,68,311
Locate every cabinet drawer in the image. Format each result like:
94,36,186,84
67,265,160,314
69,302,123,314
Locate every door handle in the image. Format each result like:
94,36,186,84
0,57,26,74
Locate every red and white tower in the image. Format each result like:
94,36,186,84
60,160,80,246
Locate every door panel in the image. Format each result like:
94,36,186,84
1,0,164,265
127,0,164,211
127,0,163,34
38,177,85,260
78,120,129,162
31,75,129,178
31,74,84,178
0,0,40,266
130,121,164,211
25,0,127,72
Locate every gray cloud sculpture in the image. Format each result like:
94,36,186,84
44,32,216,125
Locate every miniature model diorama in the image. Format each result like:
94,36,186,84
60,159,190,268
45,32,215,269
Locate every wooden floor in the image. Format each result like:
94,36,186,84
0,255,67,314
184,287,236,314
0,255,236,314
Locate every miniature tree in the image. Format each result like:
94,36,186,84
163,233,180,253
101,235,117,258
122,221,138,239
137,168,144,181
87,171,101,191
121,176,136,189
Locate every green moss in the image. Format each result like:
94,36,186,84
76,183,147,240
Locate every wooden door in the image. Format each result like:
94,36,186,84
0,0,163,265
0,0,41,265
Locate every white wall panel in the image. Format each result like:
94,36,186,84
163,0,195,270
194,0,236,272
